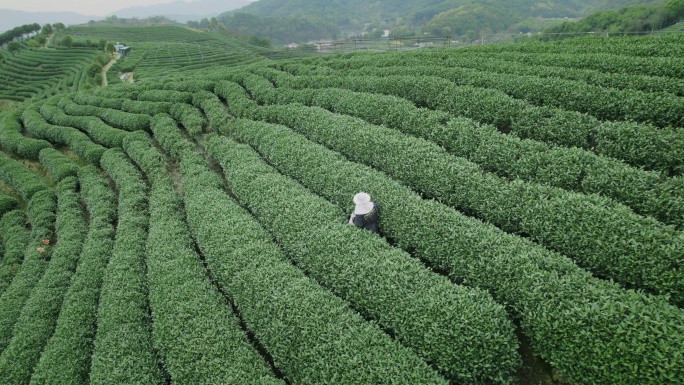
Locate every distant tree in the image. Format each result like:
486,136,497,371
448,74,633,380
86,62,102,78
463,30,479,43
389,25,416,38
27,39,40,47
18,24,33,39
36,34,47,45
30,23,41,36
148,16,164,25
199,18,210,29
248,35,272,48
187,20,200,29
8,41,21,53
0,23,48,45
210,17,219,30
665,0,684,19
219,13,340,44
53,22,65,30
105,42,115,53
91,74,102,86
98,39,107,50
42,24,53,35
95,52,110,65
369,29,384,39
61,35,73,48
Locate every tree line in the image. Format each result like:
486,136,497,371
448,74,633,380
186,13,340,46
544,0,684,37
1,23,41,46
1,23,67,56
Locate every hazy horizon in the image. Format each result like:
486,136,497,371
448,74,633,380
0,0,256,17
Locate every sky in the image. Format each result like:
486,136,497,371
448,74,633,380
0,0,253,16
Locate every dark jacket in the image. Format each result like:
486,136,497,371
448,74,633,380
352,204,380,234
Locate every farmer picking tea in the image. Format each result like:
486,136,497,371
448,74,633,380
348,192,380,234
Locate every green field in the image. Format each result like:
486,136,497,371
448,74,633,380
0,47,101,101
0,25,682,385
58,26,271,80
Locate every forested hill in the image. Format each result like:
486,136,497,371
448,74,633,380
228,0,667,34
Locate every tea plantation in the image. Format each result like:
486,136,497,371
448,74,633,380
0,26,682,385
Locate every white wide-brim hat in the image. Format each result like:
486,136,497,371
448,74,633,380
353,192,374,215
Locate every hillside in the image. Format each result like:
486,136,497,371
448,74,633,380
230,0,668,34
54,26,271,80
543,0,684,36
0,47,104,101
0,25,683,385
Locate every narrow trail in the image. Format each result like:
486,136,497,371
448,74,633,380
45,32,55,49
101,56,118,87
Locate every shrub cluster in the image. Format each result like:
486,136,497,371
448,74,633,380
38,148,79,180
0,151,48,200
22,106,106,164
58,96,149,132
0,111,52,159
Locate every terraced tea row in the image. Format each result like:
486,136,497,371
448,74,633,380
232,71,684,228
301,51,684,127
261,67,684,175
0,48,101,101
473,33,684,58
210,78,684,304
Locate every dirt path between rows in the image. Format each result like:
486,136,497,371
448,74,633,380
101,56,118,86
45,32,55,48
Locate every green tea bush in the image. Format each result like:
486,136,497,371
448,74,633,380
0,211,29,295
124,138,283,384
0,151,48,200
0,177,86,384
38,148,78,180
0,190,56,354
30,166,116,385
90,148,166,385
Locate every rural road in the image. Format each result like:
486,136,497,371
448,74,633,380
101,56,117,86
